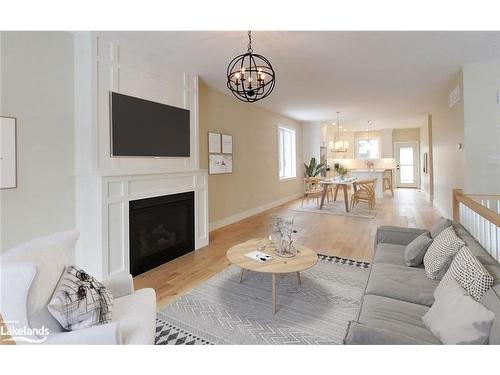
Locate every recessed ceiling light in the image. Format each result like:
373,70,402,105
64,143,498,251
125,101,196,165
344,129,347,132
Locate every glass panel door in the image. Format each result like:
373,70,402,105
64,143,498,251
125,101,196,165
395,142,419,188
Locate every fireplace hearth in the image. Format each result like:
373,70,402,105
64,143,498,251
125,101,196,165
129,191,194,276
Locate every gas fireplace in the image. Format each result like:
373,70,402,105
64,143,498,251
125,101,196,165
129,191,194,276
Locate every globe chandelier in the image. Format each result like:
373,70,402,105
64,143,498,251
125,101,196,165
226,31,276,103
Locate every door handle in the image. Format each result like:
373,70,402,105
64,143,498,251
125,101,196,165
396,164,400,170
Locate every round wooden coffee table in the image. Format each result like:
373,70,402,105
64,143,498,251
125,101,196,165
226,238,318,314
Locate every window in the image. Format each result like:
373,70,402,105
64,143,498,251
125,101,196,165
356,139,380,159
278,126,296,180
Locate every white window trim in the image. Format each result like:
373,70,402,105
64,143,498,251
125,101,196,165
356,137,381,159
277,125,297,182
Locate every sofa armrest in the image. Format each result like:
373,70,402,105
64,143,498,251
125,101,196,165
375,226,428,246
344,321,429,345
44,322,122,345
101,274,134,299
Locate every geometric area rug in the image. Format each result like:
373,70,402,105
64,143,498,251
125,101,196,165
156,255,370,345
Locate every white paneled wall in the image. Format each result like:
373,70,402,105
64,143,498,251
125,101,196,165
74,33,208,280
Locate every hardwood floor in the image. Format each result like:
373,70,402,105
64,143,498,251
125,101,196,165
134,188,439,309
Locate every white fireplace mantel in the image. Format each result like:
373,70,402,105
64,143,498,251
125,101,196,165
74,33,209,280
75,171,208,280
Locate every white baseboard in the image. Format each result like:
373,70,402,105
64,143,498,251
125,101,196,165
209,192,303,232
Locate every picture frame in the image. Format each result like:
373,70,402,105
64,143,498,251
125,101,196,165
221,134,233,154
0,116,17,189
208,132,221,153
209,154,233,175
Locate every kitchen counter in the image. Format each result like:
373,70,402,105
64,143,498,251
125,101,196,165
351,169,386,173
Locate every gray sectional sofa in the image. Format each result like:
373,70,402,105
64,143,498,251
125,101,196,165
344,224,500,344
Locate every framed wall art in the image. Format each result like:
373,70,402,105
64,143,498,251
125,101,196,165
208,132,221,153
209,154,233,174
208,132,233,175
221,134,233,154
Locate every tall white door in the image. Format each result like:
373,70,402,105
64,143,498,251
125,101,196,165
395,142,419,188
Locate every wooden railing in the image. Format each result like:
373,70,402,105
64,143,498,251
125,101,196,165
453,189,500,262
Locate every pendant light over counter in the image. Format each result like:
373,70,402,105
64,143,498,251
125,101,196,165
332,111,349,153
226,31,276,103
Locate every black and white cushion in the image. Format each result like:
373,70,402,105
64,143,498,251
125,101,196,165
423,226,465,280
435,246,494,301
48,266,113,330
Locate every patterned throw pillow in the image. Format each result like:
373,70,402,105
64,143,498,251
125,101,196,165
423,226,465,280
435,246,494,301
48,266,113,330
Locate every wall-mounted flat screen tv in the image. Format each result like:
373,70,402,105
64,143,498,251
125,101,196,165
110,92,190,157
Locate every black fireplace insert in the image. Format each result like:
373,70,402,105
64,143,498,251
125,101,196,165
129,191,194,276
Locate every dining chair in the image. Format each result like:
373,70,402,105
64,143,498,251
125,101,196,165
350,178,377,211
382,169,394,197
302,177,323,207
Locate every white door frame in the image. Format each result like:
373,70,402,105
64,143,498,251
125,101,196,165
394,141,420,188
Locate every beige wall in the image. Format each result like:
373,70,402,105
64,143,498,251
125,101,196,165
302,122,321,163
199,82,303,227
463,59,500,194
430,70,465,217
392,127,420,143
1,32,75,251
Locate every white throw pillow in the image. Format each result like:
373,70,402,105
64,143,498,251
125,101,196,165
422,280,494,344
423,226,464,279
435,246,494,301
48,266,113,331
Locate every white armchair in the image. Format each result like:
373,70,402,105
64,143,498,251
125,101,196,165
0,231,157,344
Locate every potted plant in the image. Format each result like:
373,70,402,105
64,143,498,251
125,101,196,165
334,163,348,180
304,157,325,178
269,216,298,258
333,162,340,173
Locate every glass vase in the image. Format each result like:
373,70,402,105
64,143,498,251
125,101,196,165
276,236,297,258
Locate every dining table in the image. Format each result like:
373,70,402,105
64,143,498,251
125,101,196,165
319,177,358,212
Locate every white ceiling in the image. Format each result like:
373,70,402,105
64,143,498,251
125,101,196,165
99,31,500,131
